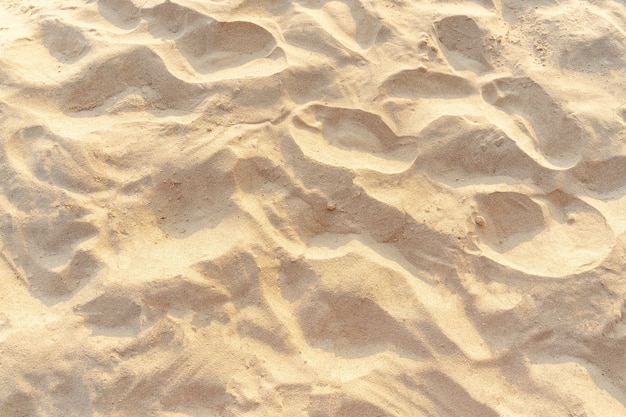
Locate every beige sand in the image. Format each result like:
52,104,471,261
1,0,626,415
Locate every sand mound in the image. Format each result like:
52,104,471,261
1,0,626,416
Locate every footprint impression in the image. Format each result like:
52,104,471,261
473,190,614,277
481,76,585,168
291,104,418,173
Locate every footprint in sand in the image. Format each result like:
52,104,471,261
294,0,382,50
97,0,140,30
474,190,615,277
176,20,282,74
412,115,546,185
383,68,476,99
481,76,585,168
39,19,90,63
142,1,205,37
573,156,626,198
290,104,418,173
435,15,493,73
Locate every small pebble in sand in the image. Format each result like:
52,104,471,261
326,201,336,211
475,216,486,226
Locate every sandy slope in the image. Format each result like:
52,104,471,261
1,0,626,416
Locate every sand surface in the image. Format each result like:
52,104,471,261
1,0,626,416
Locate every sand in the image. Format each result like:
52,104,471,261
1,0,626,416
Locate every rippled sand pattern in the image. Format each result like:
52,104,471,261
1,0,626,416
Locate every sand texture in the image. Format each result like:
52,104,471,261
1,0,626,416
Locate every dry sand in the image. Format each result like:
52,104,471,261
1,0,626,416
